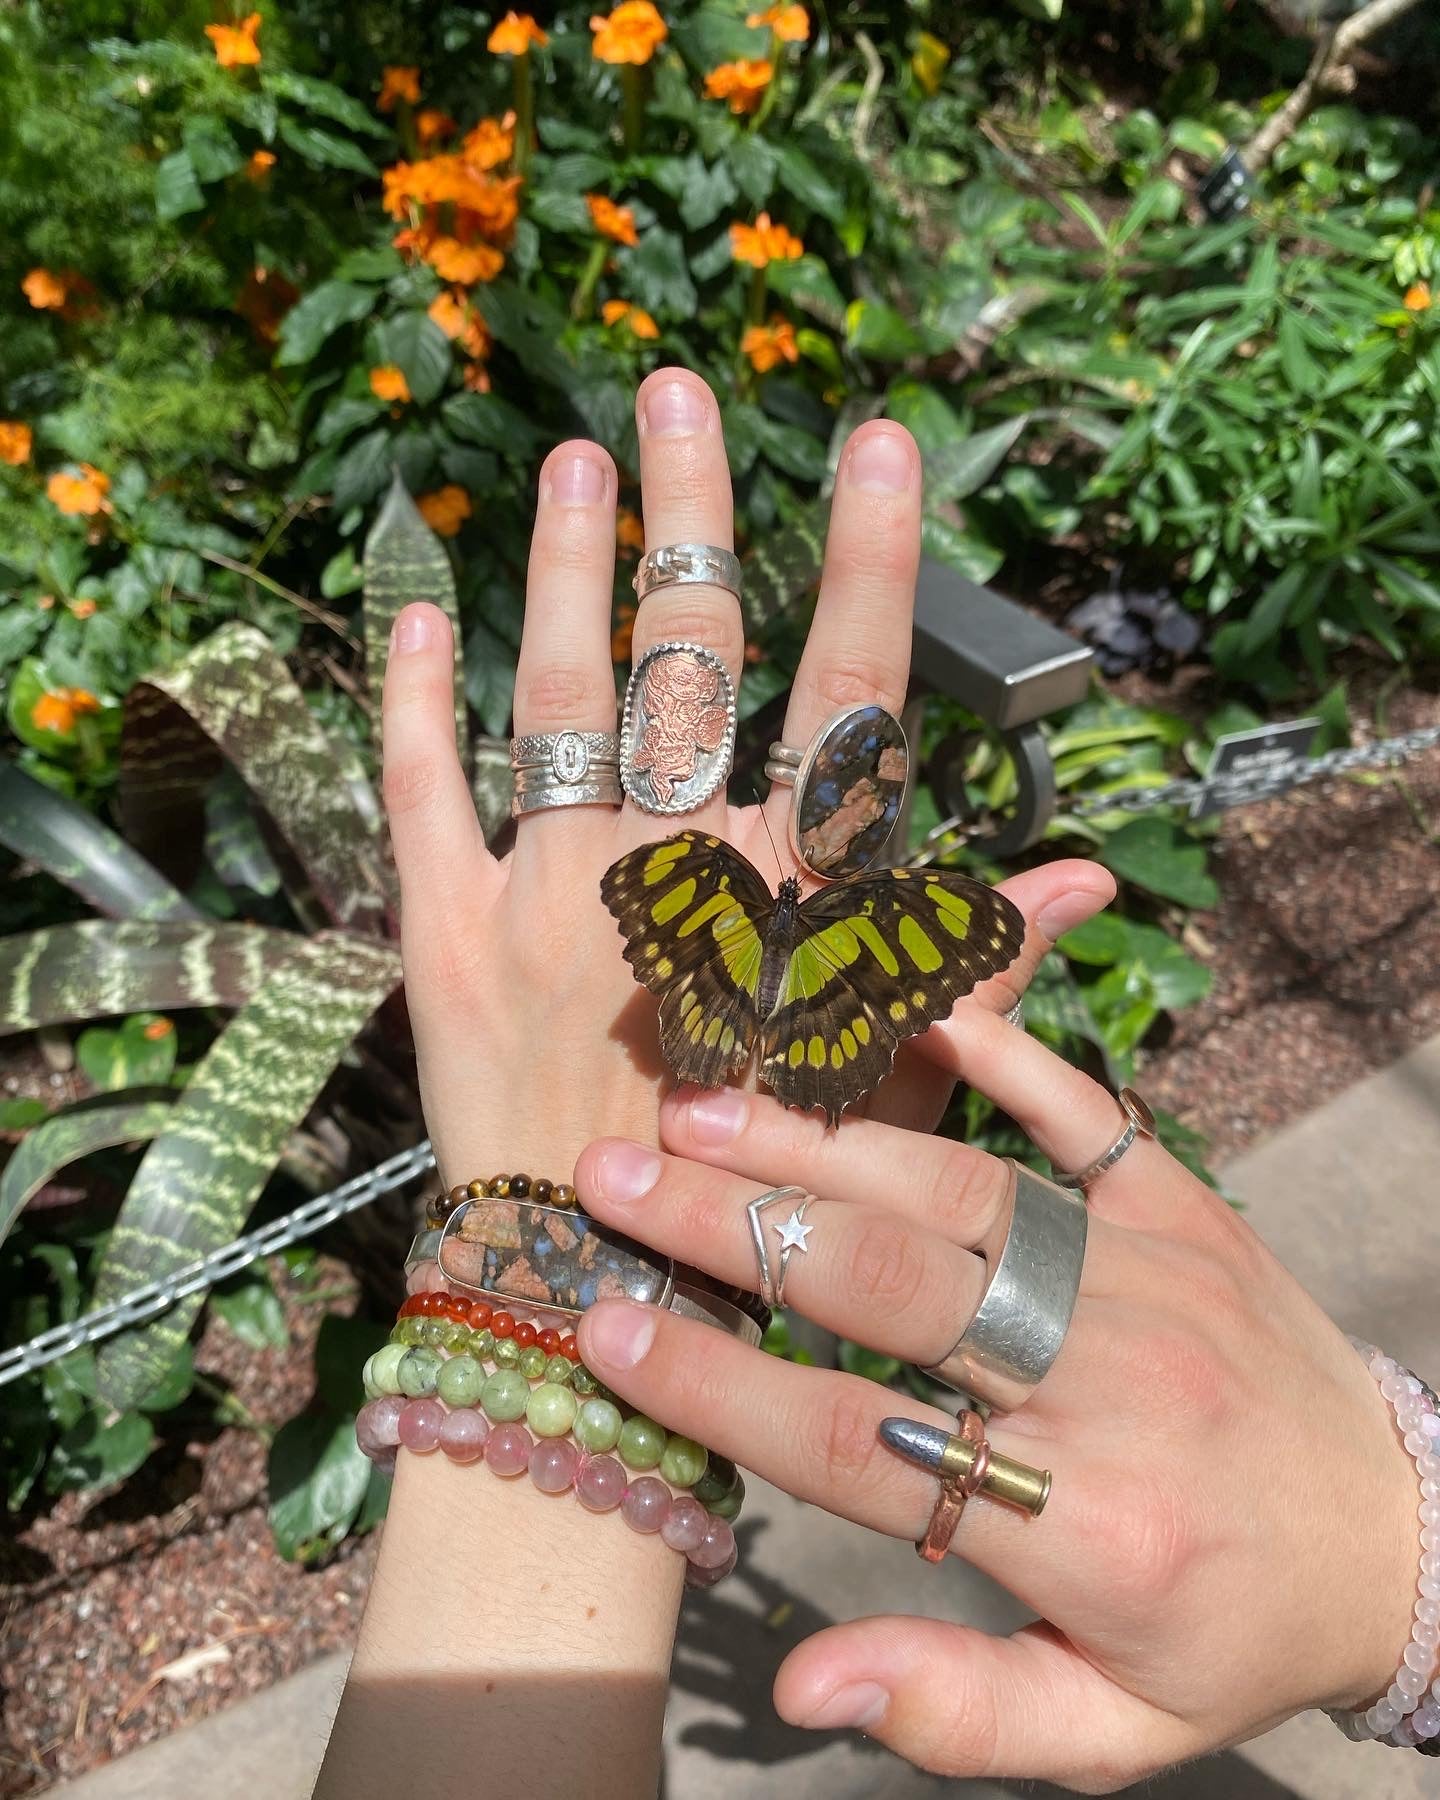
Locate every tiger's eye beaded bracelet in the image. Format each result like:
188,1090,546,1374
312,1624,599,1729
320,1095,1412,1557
425,1172,576,1230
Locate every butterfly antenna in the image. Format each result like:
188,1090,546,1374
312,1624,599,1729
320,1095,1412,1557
750,779,785,889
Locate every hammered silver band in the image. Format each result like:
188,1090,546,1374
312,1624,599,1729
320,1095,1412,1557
1053,1088,1157,1191
924,1160,1087,1413
633,542,743,604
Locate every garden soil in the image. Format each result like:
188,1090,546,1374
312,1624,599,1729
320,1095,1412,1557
6,681,1440,1792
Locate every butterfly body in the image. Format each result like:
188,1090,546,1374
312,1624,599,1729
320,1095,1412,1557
601,831,1025,1127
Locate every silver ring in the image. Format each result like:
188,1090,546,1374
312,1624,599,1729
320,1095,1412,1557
509,730,620,781
510,770,622,819
1003,998,1024,1030
745,1185,815,1309
633,543,743,604
924,1160,1087,1412
764,704,909,878
620,641,737,815
1052,1088,1157,1191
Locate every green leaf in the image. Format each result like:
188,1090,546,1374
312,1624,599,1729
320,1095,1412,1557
331,427,394,515
837,1339,902,1385
1240,563,1310,655
212,1275,289,1351
268,1411,372,1563
364,474,470,774
47,1409,155,1494
525,188,593,233
622,229,697,319
440,392,545,456
0,762,201,923
846,299,929,361
924,418,1029,504
205,769,283,897
0,1097,174,1251
315,1313,390,1414
277,118,378,176
742,501,828,630
182,116,244,182
919,515,1005,584
136,1342,194,1413
374,313,451,407
0,921,298,1037
754,415,827,482
261,69,390,138
1098,817,1218,908
773,142,846,223
77,1014,178,1093
1060,914,1211,1009
155,150,204,222
319,546,364,600
766,254,845,326
92,932,404,1408
275,282,379,367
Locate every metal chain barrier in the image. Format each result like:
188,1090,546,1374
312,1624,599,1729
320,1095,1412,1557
0,1139,436,1389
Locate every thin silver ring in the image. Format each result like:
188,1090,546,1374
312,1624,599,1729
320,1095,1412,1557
1003,998,1024,1030
510,773,622,819
1053,1088,1157,1191
745,1185,814,1310
510,730,620,778
633,543,743,604
924,1160,1087,1412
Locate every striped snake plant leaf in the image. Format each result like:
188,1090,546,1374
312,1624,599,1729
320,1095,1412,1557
741,499,828,632
0,921,299,1036
0,761,202,923
363,472,471,776
119,623,393,935
92,930,404,1410
0,1097,176,1251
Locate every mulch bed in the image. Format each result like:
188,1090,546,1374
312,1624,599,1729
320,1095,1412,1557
6,679,1440,1794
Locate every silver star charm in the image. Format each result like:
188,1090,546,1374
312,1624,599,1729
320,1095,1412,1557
773,1211,813,1253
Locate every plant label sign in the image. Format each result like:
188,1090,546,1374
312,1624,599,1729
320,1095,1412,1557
1189,720,1320,819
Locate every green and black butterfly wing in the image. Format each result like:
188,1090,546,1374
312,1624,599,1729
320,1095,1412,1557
600,831,773,1092
757,867,1025,1126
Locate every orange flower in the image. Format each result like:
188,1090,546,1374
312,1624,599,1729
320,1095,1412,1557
416,109,457,147
46,464,112,518
587,194,638,246
143,1017,175,1041
428,290,491,359
601,299,660,339
462,114,515,171
244,148,276,181
488,12,548,54
615,507,645,553
204,12,262,68
379,66,421,111
0,422,32,466
31,687,101,734
747,3,809,40
68,597,98,619
741,314,799,373
703,59,773,114
1404,281,1432,313
417,485,473,536
590,2,667,65
462,361,491,393
22,268,67,311
425,238,505,284
369,364,412,403
611,599,637,661
729,212,803,267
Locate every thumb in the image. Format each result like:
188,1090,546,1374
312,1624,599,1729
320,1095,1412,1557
773,1615,1185,1791
974,857,1117,1017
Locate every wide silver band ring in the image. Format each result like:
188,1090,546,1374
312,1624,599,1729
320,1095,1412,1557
510,769,622,819
633,542,743,604
1053,1088,1157,1191
924,1160,1087,1412
510,730,620,779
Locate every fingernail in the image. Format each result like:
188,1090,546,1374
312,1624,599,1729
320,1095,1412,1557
591,1140,663,1206
682,1086,747,1146
1037,888,1108,943
801,1683,889,1731
391,606,433,654
845,428,915,495
582,1299,658,1371
546,452,607,506
643,377,709,437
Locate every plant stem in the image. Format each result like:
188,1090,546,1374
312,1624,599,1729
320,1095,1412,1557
571,239,608,321
194,1372,275,1445
513,53,534,176
621,66,646,154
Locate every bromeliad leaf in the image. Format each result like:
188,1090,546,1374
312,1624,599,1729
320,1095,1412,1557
0,1096,175,1251
741,499,828,631
0,762,201,923
363,474,469,773
0,921,298,1036
120,624,392,932
91,932,403,1410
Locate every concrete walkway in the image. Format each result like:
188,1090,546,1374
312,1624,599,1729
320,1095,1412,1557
49,1036,1440,1800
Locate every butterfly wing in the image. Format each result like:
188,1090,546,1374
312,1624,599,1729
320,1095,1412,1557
601,831,772,1090
758,867,1025,1125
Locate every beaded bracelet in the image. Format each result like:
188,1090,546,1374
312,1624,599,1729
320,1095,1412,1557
1327,1342,1440,1753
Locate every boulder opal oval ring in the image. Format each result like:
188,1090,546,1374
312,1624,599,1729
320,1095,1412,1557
765,703,910,879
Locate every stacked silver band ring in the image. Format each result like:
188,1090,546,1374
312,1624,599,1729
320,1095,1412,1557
633,543,743,604
509,728,622,818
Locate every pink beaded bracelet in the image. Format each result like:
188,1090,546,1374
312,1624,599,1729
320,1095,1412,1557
1328,1342,1440,1752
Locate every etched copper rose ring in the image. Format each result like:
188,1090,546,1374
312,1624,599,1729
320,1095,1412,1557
509,730,622,818
620,640,737,815
765,703,910,878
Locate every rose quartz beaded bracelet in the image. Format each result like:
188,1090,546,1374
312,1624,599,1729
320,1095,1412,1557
1327,1342,1440,1754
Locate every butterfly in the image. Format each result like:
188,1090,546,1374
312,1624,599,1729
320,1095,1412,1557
601,831,1026,1127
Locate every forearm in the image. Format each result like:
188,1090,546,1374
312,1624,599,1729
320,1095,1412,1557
316,1449,682,1797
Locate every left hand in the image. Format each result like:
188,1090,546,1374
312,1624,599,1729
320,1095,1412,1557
570,1008,1419,1792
